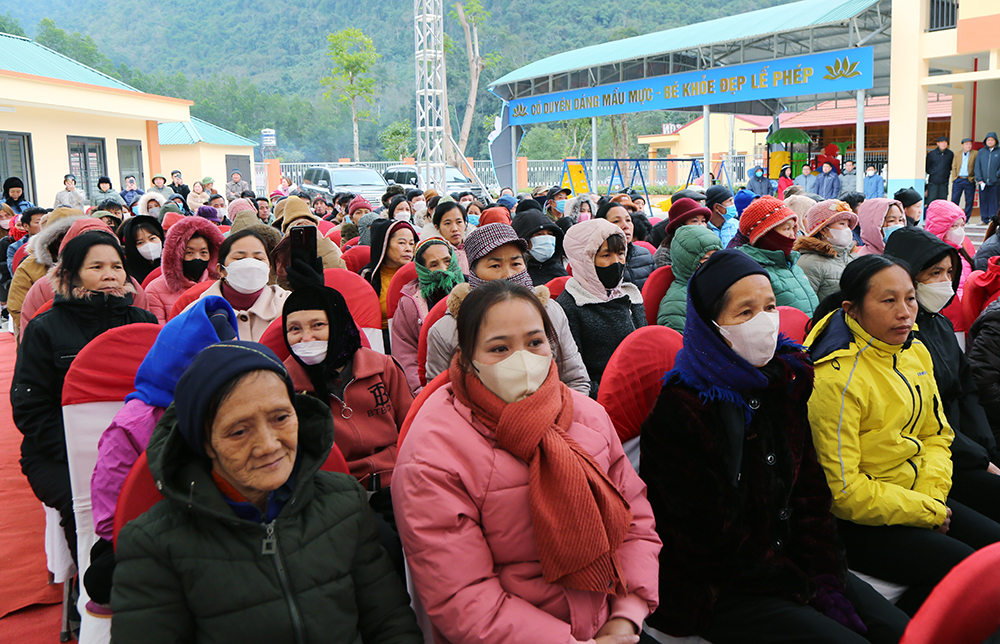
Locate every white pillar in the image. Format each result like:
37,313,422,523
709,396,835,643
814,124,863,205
703,105,711,186
591,116,598,192
510,115,518,193
856,89,866,193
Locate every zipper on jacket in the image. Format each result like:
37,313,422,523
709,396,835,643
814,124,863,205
892,355,917,431
262,521,306,644
330,377,357,419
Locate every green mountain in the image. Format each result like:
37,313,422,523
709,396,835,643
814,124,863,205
0,0,797,161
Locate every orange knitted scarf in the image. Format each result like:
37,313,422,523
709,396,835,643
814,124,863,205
449,356,633,595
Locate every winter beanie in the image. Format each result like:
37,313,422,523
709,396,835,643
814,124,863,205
738,196,798,245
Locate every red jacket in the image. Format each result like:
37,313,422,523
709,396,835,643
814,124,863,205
963,256,1000,325
284,348,412,488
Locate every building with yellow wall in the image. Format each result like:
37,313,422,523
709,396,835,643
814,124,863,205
159,118,257,194
0,33,254,208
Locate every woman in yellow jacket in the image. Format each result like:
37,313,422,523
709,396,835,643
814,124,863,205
806,254,1000,616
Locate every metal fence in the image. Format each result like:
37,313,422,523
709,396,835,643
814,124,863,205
928,0,958,31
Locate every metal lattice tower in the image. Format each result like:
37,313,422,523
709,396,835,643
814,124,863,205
414,0,447,193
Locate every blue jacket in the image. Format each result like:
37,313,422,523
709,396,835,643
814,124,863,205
864,173,884,200
793,173,817,192
120,188,145,206
2,197,35,216
814,170,841,200
975,134,1000,187
126,296,239,408
7,236,27,275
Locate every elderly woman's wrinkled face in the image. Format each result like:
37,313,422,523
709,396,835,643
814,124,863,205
205,370,298,507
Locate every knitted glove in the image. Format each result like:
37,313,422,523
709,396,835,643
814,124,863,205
285,255,324,290
810,574,867,635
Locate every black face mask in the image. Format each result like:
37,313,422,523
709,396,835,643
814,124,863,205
595,261,626,290
182,258,209,281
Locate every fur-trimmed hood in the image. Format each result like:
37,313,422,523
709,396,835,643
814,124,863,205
792,234,838,258
48,264,137,300
161,215,226,292
29,214,86,268
137,191,166,218
445,281,551,319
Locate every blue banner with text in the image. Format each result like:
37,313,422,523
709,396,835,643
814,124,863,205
508,47,874,125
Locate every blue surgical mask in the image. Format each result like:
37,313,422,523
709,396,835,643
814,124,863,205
723,205,738,221
883,225,904,243
555,199,566,213
755,171,763,178
467,213,480,227
528,235,556,262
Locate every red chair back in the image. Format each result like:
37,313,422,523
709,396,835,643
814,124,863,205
546,275,571,299
398,371,450,449
648,217,663,226
343,236,360,250
777,306,811,344
317,219,334,236
217,225,231,234
324,268,384,352
641,265,674,326
140,266,163,290
342,245,371,274
11,243,28,274
417,298,449,387
169,280,215,320
597,326,683,445
63,324,161,406
387,262,418,320
634,240,657,255
32,298,53,319
326,228,342,247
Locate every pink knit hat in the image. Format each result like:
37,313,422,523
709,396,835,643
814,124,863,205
804,200,858,237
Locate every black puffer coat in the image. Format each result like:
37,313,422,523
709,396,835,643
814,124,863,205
885,227,997,470
624,242,655,290
11,281,155,464
969,299,1000,448
111,394,422,644
511,209,568,286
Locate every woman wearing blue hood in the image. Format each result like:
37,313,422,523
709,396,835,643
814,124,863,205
640,249,908,643
84,296,239,611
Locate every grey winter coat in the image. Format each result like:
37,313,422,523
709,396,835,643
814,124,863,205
793,173,817,192
426,282,590,394
792,235,855,302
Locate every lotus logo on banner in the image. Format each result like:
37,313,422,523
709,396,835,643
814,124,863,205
507,46,875,126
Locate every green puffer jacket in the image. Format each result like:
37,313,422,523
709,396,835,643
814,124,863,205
792,235,855,303
111,394,421,644
657,226,723,331
740,245,819,316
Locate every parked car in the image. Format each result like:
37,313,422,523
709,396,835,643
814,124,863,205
383,164,489,201
300,164,387,205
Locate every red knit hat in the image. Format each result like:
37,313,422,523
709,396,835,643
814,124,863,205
739,196,798,245
666,198,713,239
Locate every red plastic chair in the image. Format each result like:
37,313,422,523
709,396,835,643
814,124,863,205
546,275,571,299
114,444,351,547
417,298,449,387
634,240,657,255
140,266,162,290
63,323,161,626
324,268,384,352
777,306,811,344
32,298,53,319
169,280,216,320
342,245,371,274
218,225,231,234
342,236,360,249
397,371,450,449
326,227,342,247
597,325,683,471
387,262,418,321
648,217,663,226
641,266,674,326
316,219,334,236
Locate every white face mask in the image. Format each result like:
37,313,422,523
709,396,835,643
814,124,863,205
916,280,954,313
394,210,411,222
0,219,9,230
715,309,781,368
825,227,854,248
137,240,162,261
148,206,160,218
223,257,270,294
866,170,876,177
472,349,551,403
945,228,965,246
291,340,328,365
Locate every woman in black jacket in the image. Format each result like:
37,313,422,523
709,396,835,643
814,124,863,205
884,228,1000,524
639,249,907,644
11,231,156,560
511,207,567,286
595,201,655,289
117,215,164,284
968,299,1000,457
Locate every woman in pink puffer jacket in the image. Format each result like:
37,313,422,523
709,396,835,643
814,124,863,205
143,216,225,323
393,279,660,644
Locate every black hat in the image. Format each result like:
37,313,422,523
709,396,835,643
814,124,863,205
894,187,923,209
705,185,733,209
689,249,769,319
671,189,707,203
962,137,973,143
547,185,570,201
937,136,949,143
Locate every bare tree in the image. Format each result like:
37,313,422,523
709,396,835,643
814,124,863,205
451,1,490,156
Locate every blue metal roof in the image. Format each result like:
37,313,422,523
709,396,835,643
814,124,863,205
490,0,880,88
158,117,258,147
0,32,139,92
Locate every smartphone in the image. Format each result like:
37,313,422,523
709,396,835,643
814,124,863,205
289,225,317,267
